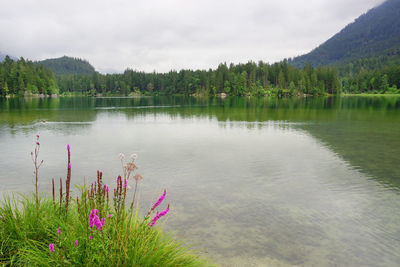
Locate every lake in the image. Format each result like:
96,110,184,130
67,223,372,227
1,96,400,266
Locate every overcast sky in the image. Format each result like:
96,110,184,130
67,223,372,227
0,0,385,73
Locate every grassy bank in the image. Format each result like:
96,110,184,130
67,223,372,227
341,93,400,96
0,196,209,266
0,137,212,266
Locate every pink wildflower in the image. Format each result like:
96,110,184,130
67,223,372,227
74,240,78,247
36,134,39,139
108,214,112,218
104,184,110,192
49,243,55,252
36,142,40,145
149,204,170,227
68,163,71,169
57,227,61,234
151,189,166,212
89,209,105,231
67,144,70,151
124,179,127,188
89,235,93,240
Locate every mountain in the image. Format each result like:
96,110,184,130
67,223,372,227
36,56,96,75
0,52,6,62
290,0,400,68
0,52,17,62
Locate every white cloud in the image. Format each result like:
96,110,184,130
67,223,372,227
0,0,385,73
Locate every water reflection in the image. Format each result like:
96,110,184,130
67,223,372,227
1,96,400,266
1,96,399,188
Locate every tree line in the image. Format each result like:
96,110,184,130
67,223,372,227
0,56,58,96
4,55,400,97
337,56,400,93
56,60,341,96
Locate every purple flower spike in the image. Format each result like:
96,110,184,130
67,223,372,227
104,184,110,192
36,134,40,139
151,189,166,211
149,204,170,227
89,235,93,240
89,209,105,231
124,179,127,188
67,144,70,151
57,227,61,234
108,214,112,218
49,243,55,252
36,142,40,145
68,163,71,169
74,240,78,247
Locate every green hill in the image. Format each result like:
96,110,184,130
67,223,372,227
290,0,400,68
36,56,96,76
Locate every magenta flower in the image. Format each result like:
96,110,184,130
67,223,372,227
89,209,105,231
89,235,93,240
117,176,121,182
104,184,110,192
151,189,166,212
49,243,55,252
67,144,70,151
36,134,39,138
108,214,112,218
124,179,127,188
68,163,71,169
75,240,78,247
36,142,40,145
57,227,61,234
149,204,170,227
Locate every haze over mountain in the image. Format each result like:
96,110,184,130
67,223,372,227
0,52,16,62
36,56,96,76
290,0,400,68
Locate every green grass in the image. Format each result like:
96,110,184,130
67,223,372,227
342,93,400,96
0,140,214,266
0,194,213,266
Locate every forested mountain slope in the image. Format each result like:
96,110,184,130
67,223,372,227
36,56,95,75
290,0,400,68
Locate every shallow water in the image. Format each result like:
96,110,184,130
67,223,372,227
1,96,400,266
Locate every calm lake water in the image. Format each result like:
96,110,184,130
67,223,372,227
1,96,400,266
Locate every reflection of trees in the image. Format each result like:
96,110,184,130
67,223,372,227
0,97,97,126
120,96,400,188
1,95,400,188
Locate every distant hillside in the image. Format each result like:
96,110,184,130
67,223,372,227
0,52,6,62
0,52,17,62
36,56,95,75
290,0,400,68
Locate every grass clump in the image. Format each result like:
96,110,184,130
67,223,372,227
0,137,212,266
